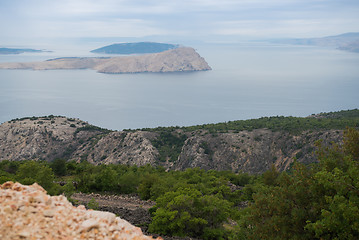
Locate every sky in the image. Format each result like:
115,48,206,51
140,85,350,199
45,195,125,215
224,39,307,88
1,0,359,47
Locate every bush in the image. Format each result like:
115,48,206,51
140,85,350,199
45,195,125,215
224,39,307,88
15,160,59,195
149,187,234,239
50,159,67,176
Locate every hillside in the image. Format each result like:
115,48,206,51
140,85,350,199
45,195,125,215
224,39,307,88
270,32,359,53
0,47,211,73
1,109,358,174
91,42,179,54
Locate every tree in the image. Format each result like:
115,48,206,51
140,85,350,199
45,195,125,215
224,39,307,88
94,166,118,192
305,128,359,239
343,127,359,161
241,164,320,240
149,187,233,239
50,158,67,176
240,128,359,239
16,160,59,195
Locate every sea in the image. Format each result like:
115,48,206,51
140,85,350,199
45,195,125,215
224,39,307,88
0,42,358,130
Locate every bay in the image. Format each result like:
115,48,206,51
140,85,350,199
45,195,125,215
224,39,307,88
0,43,358,130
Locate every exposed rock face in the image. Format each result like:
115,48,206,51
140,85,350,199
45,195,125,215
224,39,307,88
72,131,159,166
0,116,101,161
175,129,342,174
0,47,211,73
0,116,158,168
0,181,161,240
0,116,342,174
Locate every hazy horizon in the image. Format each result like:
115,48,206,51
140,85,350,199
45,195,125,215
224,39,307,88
1,0,359,49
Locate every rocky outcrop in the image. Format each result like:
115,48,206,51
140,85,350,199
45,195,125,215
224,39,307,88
71,131,159,166
0,116,343,174
0,181,161,240
0,47,211,73
0,116,101,161
175,129,342,173
0,116,158,168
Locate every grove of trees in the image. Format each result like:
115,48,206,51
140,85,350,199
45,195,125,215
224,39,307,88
1,127,358,239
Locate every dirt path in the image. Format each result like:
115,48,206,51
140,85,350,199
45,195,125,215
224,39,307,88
71,193,154,231
71,192,155,210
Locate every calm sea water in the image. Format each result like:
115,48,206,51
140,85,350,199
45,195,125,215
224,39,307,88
0,43,358,130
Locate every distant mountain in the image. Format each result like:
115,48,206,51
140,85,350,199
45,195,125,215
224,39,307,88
0,48,47,55
338,39,359,53
0,47,211,74
270,32,359,53
91,42,179,54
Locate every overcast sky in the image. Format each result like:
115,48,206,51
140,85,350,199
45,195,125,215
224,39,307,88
1,0,359,46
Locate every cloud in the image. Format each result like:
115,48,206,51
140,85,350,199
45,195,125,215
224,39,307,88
1,0,359,45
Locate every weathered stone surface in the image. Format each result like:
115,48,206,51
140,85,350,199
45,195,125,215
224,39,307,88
0,116,102,162
0,181,161,240
0,47,211,73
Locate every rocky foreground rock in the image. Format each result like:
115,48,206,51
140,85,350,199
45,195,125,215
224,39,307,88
0,181,161,240
0,47,211,73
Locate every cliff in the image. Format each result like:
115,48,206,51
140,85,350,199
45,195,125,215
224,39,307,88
0,47,211,73
2,110,357,174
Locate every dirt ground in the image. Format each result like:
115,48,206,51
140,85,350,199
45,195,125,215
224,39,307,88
71,193,200,240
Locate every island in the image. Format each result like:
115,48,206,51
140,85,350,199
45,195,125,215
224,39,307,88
269,32,359,53
91,42,179,54
0,47,211,74
0,48,49,55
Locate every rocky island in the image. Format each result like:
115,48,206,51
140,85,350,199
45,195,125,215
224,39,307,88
0,47,211,74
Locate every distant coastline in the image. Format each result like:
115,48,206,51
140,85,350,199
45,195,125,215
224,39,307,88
0,48,51,55
269,32,359,53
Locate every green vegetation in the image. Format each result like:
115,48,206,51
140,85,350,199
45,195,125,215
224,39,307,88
88,198,99,210
0,159,251,239
1,126,358,239
90,42,179,54
141,109,359,134
237,127,359,239
74,124,111,135
151,131,187,162
10,115,59,122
